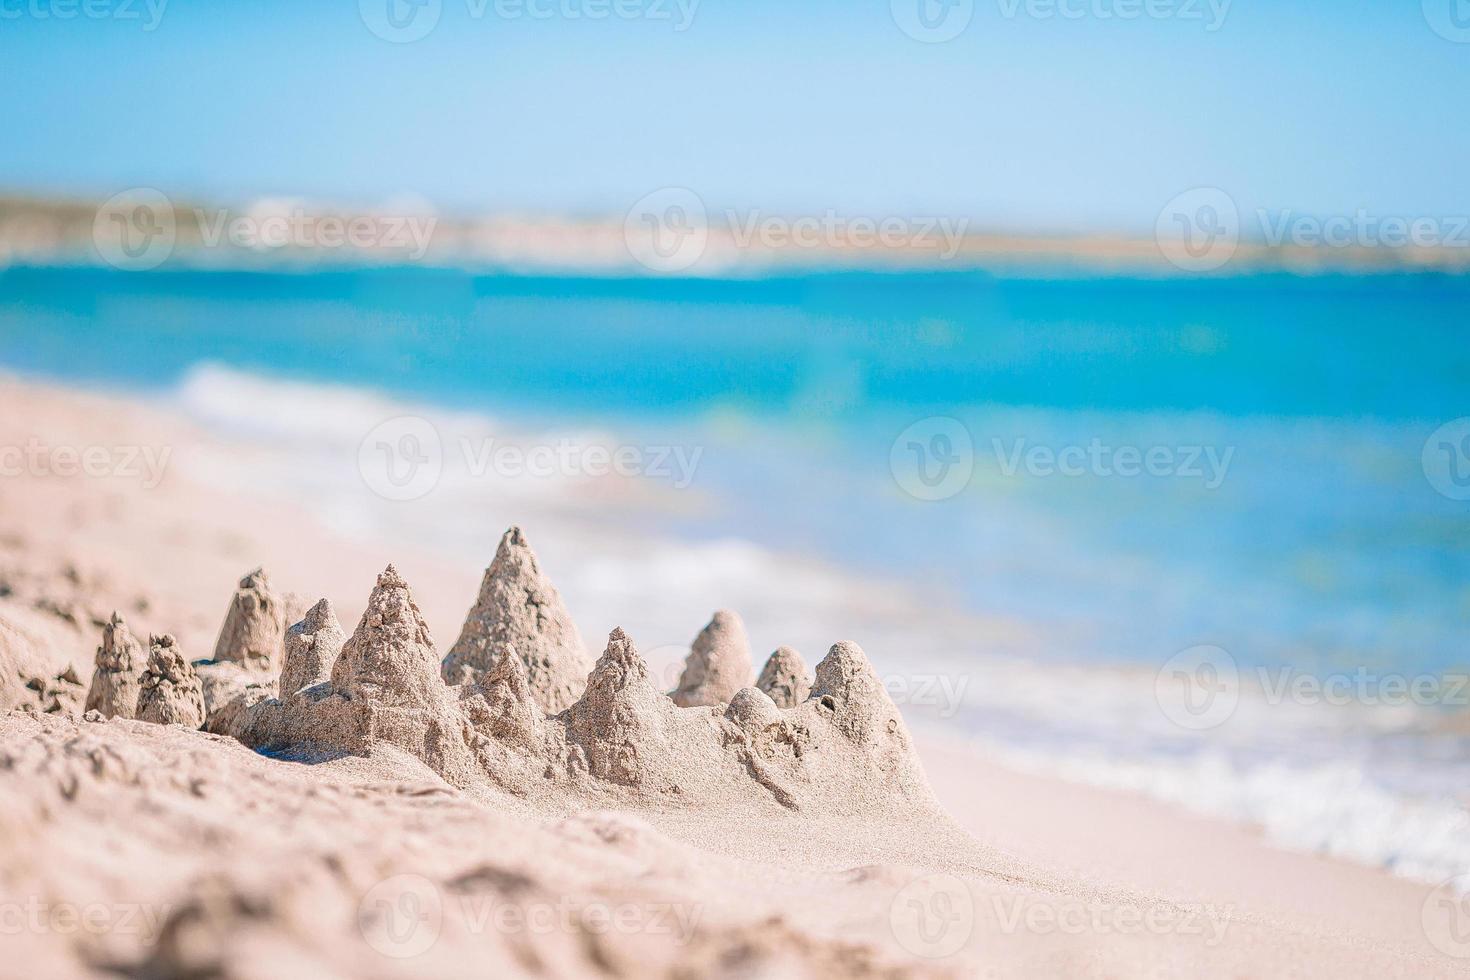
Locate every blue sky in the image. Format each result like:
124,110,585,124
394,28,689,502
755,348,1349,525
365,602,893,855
1,0,1466,233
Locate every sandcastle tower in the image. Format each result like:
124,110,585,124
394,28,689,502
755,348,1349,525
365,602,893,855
212,568,299,674
279,598,346,696
440,527,592,714
755,646,811,709
136,634,206,728
671,610,754,707
85,612,147,719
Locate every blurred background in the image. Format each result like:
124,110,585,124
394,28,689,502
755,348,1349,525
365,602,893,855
1,0,1468,884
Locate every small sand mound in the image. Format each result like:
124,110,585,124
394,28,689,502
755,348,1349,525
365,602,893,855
756,646,812,708
671,609,754,708
84,612,146,719
136,634,205,728
279,598,345,696
440,526,592,714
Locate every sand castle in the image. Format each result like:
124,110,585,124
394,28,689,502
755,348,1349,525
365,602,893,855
91,528,935,815
83,612,146,719
755,645,812,708
193,568,303,716
439,526,592,713
136,634,205,727
671,609,755,707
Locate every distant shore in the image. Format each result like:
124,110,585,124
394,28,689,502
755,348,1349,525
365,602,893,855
4,192,1468,276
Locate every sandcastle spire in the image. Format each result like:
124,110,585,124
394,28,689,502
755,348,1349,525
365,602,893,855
755,646,811,709
564,627,663,785
464,642,544,752
136,634,206,728
85,611,146,719
671,609,753,707
810,640,904,744
330,565,442,708
279,598,346,696
440,526,592,714
212,568,297,673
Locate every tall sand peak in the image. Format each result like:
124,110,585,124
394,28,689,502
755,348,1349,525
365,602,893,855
279,598,345,696
440,526,591,714
85,611,146,719
810,640,903,745
671,609,753,707
211,568,295,673
755,646,811,709
565,627,666,786
137,634,205,728
330,565,441,708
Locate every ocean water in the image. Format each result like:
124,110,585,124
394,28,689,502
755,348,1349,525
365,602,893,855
3,263,1469,882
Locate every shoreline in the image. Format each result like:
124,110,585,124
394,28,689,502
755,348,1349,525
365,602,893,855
0,371,1464,974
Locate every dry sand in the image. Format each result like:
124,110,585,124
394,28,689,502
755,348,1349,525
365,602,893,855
0,375,1464,978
